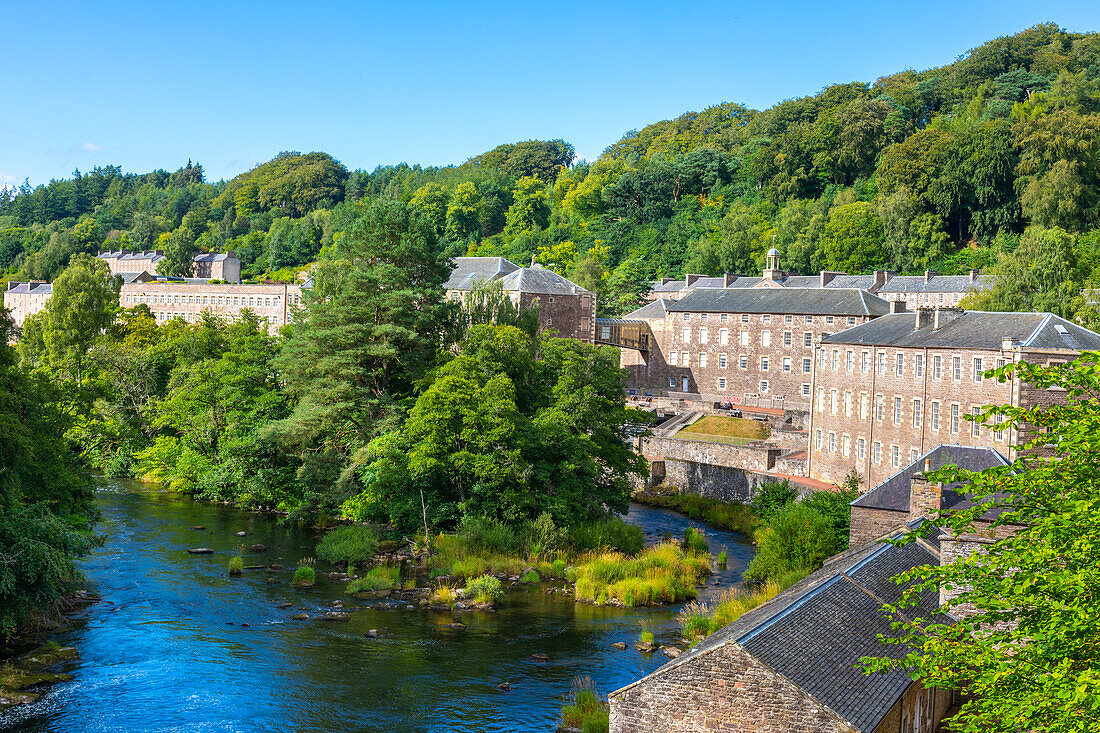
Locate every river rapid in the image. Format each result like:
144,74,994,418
0,480,754,733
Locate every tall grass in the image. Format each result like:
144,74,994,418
464,574,504,604
347,565,400,593
227,556,244,576
560,676,610,733
315,525,379,566
682,527,709,555
292,566,315,587
571,542,710,607
569,517,644,554
678,567,811,640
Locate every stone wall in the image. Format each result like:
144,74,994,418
609,641,856,733
661,459,782,503
640,436,781,472
518,290,595,343
849,507,908,547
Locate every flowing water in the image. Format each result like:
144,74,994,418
1,481,754,732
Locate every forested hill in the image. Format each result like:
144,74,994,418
3,23,1100,320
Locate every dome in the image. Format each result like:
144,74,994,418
767,247,780,257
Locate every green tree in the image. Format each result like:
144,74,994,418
445,181,483,242
864,353,1100,733
504,176,550,234
38,253,120,385
409,182,450,236
819,201,886,272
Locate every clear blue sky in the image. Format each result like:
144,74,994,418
3,1,1099,188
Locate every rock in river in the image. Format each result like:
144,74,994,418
247,544,266,553
235,531,247,537
322,611,350,622
660,646,683,658
187,547,215,554
611,642,627,650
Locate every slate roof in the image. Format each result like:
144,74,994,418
5,282,53,295
821,311,1100,350
667,288,891,316
443,256,520,291
193,252,236,262
497,267,590,296
622,298,673,320
877,274,991,294
615,533,945,733
852,445,1010,512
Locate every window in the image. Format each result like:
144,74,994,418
997,357,1006,369
931,402,940,430
973,357,983,383
802,357,812,374
669,377,676,388
682,327,690,342
720,313,727,322
783,331,792,347
911,448,919,464
740,331,749,346
801,383,810,397
741,314,749,322
719,353,727,368
892,445,900,468
972,407,981,437
699,353,707,368
830,350,839,370
858,438,866,460
700,313,708,322
913,399,922,428
760,356,769,371
915,354,924,378
782,357,791,373
876,394,884,422
805,315,814,324
699,327,708,344
934,355,942,379
762,315,771,324
830,389,838,415
803,332,812,347
826,316,834,325
760,380,769,393
842,435,851,457
894,396,902,425
817,388,825,412
844,391,852,417
815,430,822,450
873,442,882,464
896,353,904,376
785,315,793,324
993,414,1005,441
681,351,688,365
877,352,887,374
953,356,961,381
847,317,856,325
762,330,771,347
718,377,727,390
846,350,854,371
719,328,728,345
861,351,870,373
739,355,748,369
669,352,678,366
683,314,691,321
859,393,868,420
828,432,837,453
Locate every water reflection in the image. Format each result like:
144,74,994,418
0,482,753,733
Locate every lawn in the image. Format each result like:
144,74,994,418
676,415,769,442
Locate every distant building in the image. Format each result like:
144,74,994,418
609,527,953,733
808,308,1100,487
119,279,307,334
4,281,53,329
96,249,242,282
444,256,596,343
876,270,990,309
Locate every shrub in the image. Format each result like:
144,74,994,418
638,622,654,644
459,516,527,556
528,512,567,555
572,542,710,606
801,489,859,550
431,585,458,605
228,556,244,576
465,574,504,604
743,503,838,585
521,570,540,584
347,565,400,593
752,480,798,520
292,566,315,587
550,559,567,577
682,527,709,555
560,676,609,733
570,517,644,554
717,550,728,566
315,525,379,566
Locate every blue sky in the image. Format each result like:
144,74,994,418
3,1,1099,187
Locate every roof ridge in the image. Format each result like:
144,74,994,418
1022,313,1053,347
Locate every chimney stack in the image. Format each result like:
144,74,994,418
1002,336,1019,351
924,269,938,284
890,300,906,314
932,307,963,330
685,273,704,287
969,269,980,283
915,308,934,330
909,471,943,521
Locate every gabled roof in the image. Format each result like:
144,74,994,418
822,311,1100,350
621,297,674,320
852,445,1010,513
497,266,590,296
878,274,991,294
443,256,520,291
667,288,890,316
615,532,946,733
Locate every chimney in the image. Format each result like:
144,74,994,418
724,273,736,287
685,273,705,287
1002,336,1019,351
933,307,963,330
924,269,938,284
819,270,839,287
969,269,980,283
872,270,893,290
909,471,943,522
915,308,934,329
890,300,906,314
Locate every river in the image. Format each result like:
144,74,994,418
0,480,754,733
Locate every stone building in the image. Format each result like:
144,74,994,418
119,279,307,334
609,532,952,733
876,271,990,308
620,288,891,403
4,281,53,328
444,256,596,343
807,308,1100,487
96,249,242,282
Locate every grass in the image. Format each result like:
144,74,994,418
634,493,761,538
315,525,379,567
520,570,540,584
717,550,728,567
346,565,400,593
680,415,770,440
678,567,811,640
560,676,610,733
227,556,244,576
571,542,711,607
292,566,315,587
465,574,504,604
430,585,459,606
682,527,709,555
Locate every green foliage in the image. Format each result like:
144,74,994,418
347,565,400,593
315,525,379,567
751,481,798,521
572,543,710,606
463,574,504,604
743,503,840,585
717,550,728,566
217,151,348,217
634,493,760,537
801,489,859,550
560,676,610,733
228,556,244,576
291,566,315,587
681,527,709,555
520,570,540,584
569,517,645,555
862,353,1100,733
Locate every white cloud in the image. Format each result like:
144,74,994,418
0,172,16,194
81,141,103,153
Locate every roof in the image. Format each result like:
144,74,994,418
5,282,53,295
852,445,1010,512
497,266,590,296
822,311,1100,350
193,252,236,262
443,257,520,291
616,533,946,732
622,298,673,320
878,274,991,294
667,288,891,316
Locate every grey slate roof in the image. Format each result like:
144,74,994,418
497,266,591,296
853,445,1010,512
617,533,944,733
878,274,991,294
622,298,673,320
443,256,520,291
667,288,891,316
822,311,1100,350
5,282,53,295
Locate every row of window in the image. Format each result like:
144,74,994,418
821,349,1006,383
681,328,822,348
814,431,920,468
125,292,287,308
681,313,858,326
670,351,814,374
670,377,806,395
151,311,279,325
815,389,1007,439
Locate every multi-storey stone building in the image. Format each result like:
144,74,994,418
875,270,990,308
97,249,242,281
807,308,1100,487
620,288,892,403
4,281,54,328
119,279,307,333
444,256,596,343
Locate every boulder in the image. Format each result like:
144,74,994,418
322,611,350,622
247,544,267,553
365,629,378,638
530,653,550,662
634,641,657,653
266,578,280,585
291,613,309,620
660,646,683,658
611,642,627,650
498,682,513,691
275,602,293,609
267,564,285,571
187,547,215,554
235,531,247,537
190,526,206,531
443,622,465,630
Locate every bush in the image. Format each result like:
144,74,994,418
560,676,609,733
717,550,727,566
459,516,527,556
743,503,838,585
465,574,504,604
431,585,458,605
801,489,859,550
570,517,644,554
521,570,540,584
528,512,567,555
315,525,379,566
228,556,244,576
292,566,315,587
682,527,709,555
752,480,798,520
347,565,400,593
572,542,710,607
550,558,567,577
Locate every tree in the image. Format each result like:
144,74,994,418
39,253,120,386
864,353,1100,733
504,176,550,234
819,201,886,272
156,227,198,277
409,182,449,236
445,181,483,242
